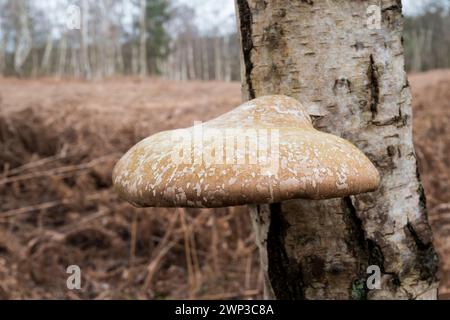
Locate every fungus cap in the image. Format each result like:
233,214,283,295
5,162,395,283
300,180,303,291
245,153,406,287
113,95,380,208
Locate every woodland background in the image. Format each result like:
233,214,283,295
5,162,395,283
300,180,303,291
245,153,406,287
1,0,449,79
0,0,450,299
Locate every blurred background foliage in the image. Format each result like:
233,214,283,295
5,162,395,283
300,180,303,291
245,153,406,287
1,0,448,81
404,0,450,72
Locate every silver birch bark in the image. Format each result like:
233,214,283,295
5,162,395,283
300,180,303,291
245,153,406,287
131,44,139,75
0,33,6,75
139,0,147,77
235,0,438,300
187,41,196,80
81,0,91,79
223,34,232,82
13,0,31,75
201,37,210,80
214,36,223,80
40,33,54,74
57,34,67,78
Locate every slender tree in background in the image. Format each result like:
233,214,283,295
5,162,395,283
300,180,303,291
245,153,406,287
144,0,170,74
213,35,223,80
235,0,439,299
0,24,6,75
57,32,67,77
12,0,31,75
80,0,91,79
201,37,210,80
40,32,54,74
139,0,147,76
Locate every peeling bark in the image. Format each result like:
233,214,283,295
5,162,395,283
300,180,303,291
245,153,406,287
236,0,438,299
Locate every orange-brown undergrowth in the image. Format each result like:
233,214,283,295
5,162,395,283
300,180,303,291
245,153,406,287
0,72,449,299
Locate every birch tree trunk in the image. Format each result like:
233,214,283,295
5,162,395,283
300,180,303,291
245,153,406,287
235,0,439,300
0,33,6,75
57,34,67,78
80,0,91,79
201,37,210,80
214,36,223,80
131,44,139,75
139,0,147,77
187,41,196,80
223,34,232,82
411,30,425,72
40,33,54,74
13,0,31,75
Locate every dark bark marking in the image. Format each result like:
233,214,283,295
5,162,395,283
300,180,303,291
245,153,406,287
405,221,439,282
368,55,380,118
237,0,256,99
352,41,365,51
262,22,284,49
255,0,267,11
381,1,402,14
333,77,352,95
381,2,402,30
342,197,370,300
342,197,369,267
266,203,305,299
387,145,396,157
342,197,403,297
371,115,408,127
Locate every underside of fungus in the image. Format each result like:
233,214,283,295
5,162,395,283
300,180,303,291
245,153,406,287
113,95,380,208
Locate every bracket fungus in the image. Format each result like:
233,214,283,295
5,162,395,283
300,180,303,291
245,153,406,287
113,95,380,208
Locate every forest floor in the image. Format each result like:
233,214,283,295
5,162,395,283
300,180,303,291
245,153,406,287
0,71,449,299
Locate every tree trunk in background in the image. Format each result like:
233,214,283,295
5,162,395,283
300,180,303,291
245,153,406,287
101,0,115,77
115,42,124,74
0,33,6,75
411,30,425,72
139,0,147,77
13,0,31,75
214,36,223,80
236,0,439,299
201,37,209,80
70,47,80,78
187,41,196,80
81,0,91,79
423,29,433,71
131,44,139,75
31,48,38,77
179,44,188,81
57,34,67,77
223,34,232,82
40,33,54,74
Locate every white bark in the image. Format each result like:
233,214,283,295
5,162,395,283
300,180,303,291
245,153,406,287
236,0,438,300
81,0,91,78
0,33,6,75
223,34,232,82
201,37,209,80
13,0,31,75
57,34,67,77
40,32,53,74
139,0,147,77
187,41,196,80
214,36,223,80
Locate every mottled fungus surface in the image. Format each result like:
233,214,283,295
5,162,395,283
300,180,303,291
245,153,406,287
113,95,380,207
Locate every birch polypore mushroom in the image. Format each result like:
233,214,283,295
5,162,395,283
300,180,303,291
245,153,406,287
113,95,380,208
